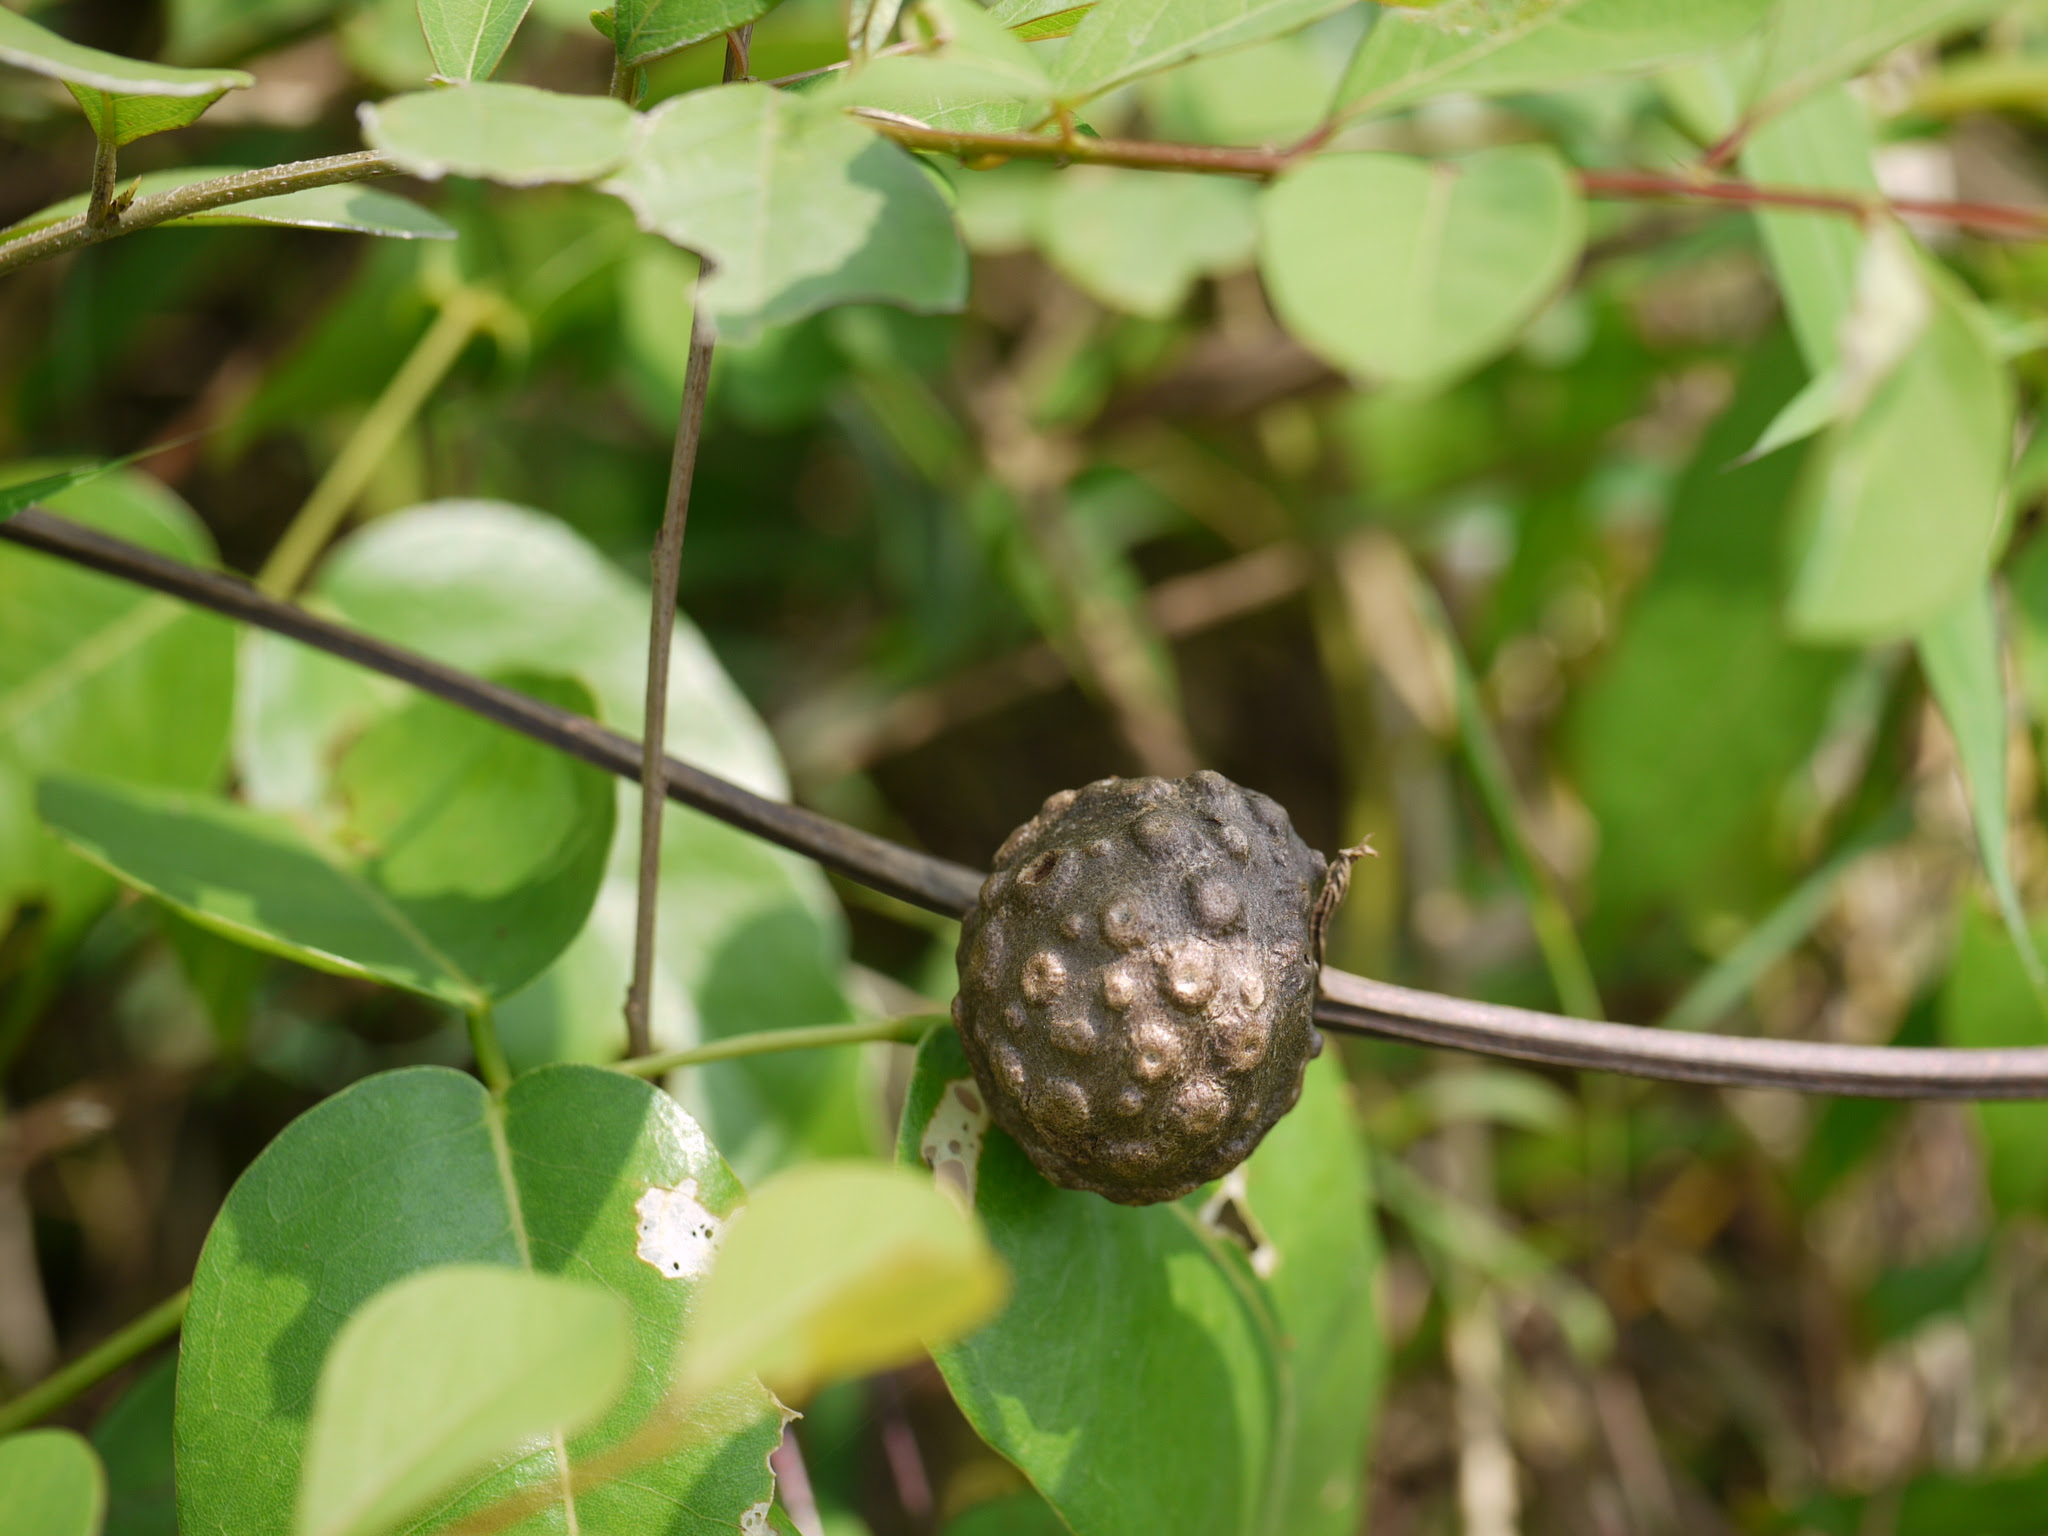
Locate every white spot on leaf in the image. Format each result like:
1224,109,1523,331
634,1178,724,1280
920,1078,991,1212
740,1500,775,1535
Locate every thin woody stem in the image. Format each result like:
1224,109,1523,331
624,312,715,1058
858,114,2048,238
0,151,397,279
623,29,750,1059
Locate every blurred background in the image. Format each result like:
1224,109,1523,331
11,2,2048,1533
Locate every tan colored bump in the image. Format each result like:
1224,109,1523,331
1162,943,1219,1010
1020,950,1067,1004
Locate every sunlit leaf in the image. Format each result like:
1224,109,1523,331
178,1065,786,1535
418,0,533,80
1053,0,1350,102
0,9,249,145
603,83,966,342
0,1430,106,1536
1041,168,1256,318
295,1267,632,1536
1260,145,1583,385
681,1160,1009,1402
1337,0,1770,118
360,82,637,185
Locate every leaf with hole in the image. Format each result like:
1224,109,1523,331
294,1266,632,1536
177,1064,787,1535
0,9,250,144
361,82,637,185
895,1026,1284,1536
603,82,966,343
1337,0,1771,118
1260,145,1584,386
0,1430,106,1536
39,670,613,1013
418,0,533,80
0,469,235,948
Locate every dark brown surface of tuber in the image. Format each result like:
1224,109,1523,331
951,771,1327,1205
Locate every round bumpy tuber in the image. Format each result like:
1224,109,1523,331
951,771,1328,1205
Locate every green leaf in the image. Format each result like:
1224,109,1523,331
92,1359,176,1536
1235,1054,1383,1536
603,83,967,343
1784,264,2013,643
0,10,250,145
1142,32,1341,149
419,0,534,80
0,1430,106,1536
1053,0,1350,103
234,501,866,1175
1569,332,1845,918
1259,145,1584,386
40,670,613,1012
0,469,235,946
1337,0,1771,118
5,169,455,242
165,0,341,62
610,0,781,66
1738,85,1878,374
177,1065,788,1535
682,1161,1008,1402
895,1027,1282,1536
816,0,1058,132
1746,0,2004,128
1918,588,2047,996
943,1493,1069,1536
1943,907,2048,1215
296,1266,633,1536
1040,169,1256,318
360,82,638,185
814,55,1048,132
